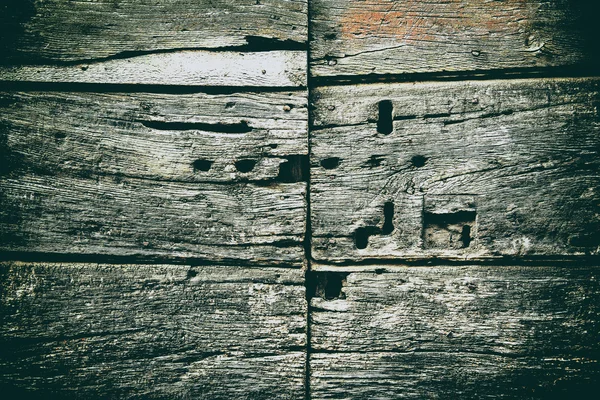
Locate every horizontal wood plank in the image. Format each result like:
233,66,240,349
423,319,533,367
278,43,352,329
310,0,599,78
0,91,307,183
311,352,599,399
0,90,307,264
0,261,306,399
0,51,307,87
311,77,600,261
310,264,600,398
1,0,307,62
0,175,306,264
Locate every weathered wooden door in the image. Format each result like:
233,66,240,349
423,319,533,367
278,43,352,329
1,1,599,398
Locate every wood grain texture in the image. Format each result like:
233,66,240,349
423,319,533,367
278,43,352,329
311,77,600,261
0,91,308,264
310,0,599,78
0,90,307,183
0,261,306,399
310,264,600,399
0,51,307,87
1,0,307,63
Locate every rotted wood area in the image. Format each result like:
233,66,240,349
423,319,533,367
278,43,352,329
309,264,600,399
0,262,307,399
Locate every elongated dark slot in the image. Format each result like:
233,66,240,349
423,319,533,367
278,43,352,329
377,100,393,134
140,120,251,133
382,201,394,235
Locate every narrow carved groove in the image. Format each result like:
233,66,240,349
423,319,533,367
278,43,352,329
140,120,252,133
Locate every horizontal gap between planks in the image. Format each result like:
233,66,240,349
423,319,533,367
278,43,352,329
309,256,600,271
0,251,305,269
0,81,307,94
310,65,600,87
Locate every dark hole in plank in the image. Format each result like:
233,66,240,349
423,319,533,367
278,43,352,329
461,225,472,248
278,155,308,182
235,159,257,173
355,227,371,249
411,155,427,168
192,159,213,172
310,272,350,300
377,100,393,135
141,120,251,133
381,201,394,235
321,157,341,170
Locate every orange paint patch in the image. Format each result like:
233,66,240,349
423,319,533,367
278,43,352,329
340,0,536,42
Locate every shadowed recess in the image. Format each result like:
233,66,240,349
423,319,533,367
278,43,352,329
140,120,252,133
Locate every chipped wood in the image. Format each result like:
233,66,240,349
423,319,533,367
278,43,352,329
0,261,306,398
311,77,600,261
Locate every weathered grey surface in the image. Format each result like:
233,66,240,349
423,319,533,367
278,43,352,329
0,51,307,87
311,77,600,261
310,0,598,78
310,264,600,398
0,90,307,183
1,0,307,62
0,261,306,399
0,175,306,264
0,91,307,264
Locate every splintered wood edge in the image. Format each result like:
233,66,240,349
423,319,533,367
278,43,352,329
0,51,307,87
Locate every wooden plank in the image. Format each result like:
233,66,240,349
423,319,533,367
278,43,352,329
0,261,306,399
0,91,307,264
310,0,599,78
0,91,307,183
310,264,600,398
0,51,307,87
1,0,307,62
310,77,600,262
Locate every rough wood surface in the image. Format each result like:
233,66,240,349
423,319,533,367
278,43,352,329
0,90,307,183
1,0,307,63
0,261,306,399
0,91,307,264
0,51,307,87
310,0,599,78
311,77,600,261
310,264,600,398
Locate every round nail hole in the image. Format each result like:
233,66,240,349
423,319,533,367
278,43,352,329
192,159,213,172
411,155,427,168
235,159,257,173
321,157,341,170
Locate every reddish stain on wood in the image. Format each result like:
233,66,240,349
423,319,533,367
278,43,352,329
340,0,537,41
